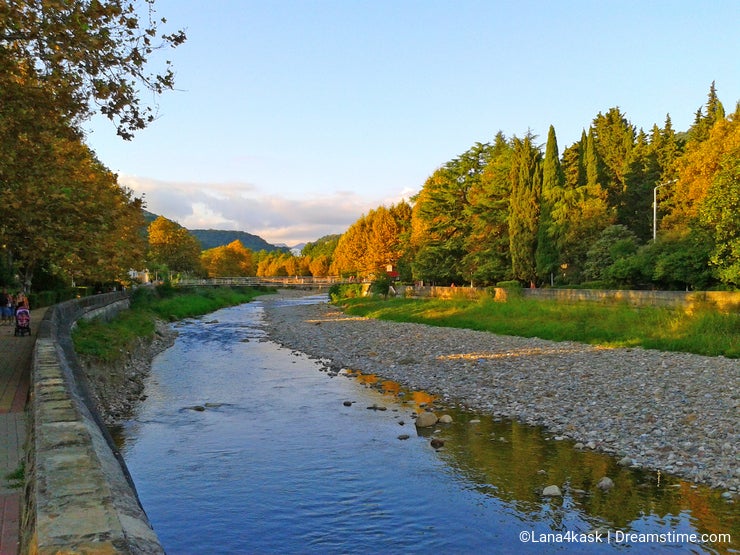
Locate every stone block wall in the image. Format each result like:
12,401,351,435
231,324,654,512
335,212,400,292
394,285,740,312
22,291,164,554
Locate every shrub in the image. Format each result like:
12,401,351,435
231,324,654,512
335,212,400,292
369,275,392,296
495,280,522,289
329,283,363,302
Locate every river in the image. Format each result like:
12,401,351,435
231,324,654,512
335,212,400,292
115,295,738,554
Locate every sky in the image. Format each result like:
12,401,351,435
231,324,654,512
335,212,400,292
84,0,740,247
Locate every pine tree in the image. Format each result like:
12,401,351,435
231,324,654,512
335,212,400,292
687,82,727,143
591,107,635,215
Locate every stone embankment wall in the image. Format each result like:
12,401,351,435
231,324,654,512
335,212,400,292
395,285,740,312
22,291,164,554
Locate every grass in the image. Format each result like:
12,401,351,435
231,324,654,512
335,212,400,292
72,285,272,361
5,461,24,488
336,295,740,358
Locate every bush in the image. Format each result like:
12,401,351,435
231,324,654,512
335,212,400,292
369,275,392,296
329,283,363,302
495,280,522,289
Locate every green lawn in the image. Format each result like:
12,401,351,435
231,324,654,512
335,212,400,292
337,296,740,358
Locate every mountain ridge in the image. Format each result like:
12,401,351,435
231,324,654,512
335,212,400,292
143,210,290,252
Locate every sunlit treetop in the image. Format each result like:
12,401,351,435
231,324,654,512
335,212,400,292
0,0,186,139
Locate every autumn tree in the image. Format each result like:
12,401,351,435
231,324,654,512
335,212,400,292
697,116,740,284
330,216,370,277
0,0,186,139
0,1,184,290
201,240,255,277
308,255,331,277
147,216,202,275
302,235,340,277
661,114,739,238
330,203,410,279
0,69,145,288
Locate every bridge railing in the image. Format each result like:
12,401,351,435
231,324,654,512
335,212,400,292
176,276,349,287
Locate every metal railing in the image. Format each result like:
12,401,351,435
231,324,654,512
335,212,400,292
176,276,349,288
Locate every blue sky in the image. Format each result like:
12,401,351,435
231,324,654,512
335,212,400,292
84,0,740,246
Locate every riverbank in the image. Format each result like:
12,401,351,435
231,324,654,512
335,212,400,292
74,285,268,426
78,318,178,426
261,291,739,494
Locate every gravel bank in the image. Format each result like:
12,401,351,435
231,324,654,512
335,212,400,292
261,292,739,492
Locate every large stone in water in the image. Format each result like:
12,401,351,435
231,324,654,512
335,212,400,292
597,477,614,491
542,485,562,497
415,412,438,428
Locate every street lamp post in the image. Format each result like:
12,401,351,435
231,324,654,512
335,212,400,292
653,179,677,241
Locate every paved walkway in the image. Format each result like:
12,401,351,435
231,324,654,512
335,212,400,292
0,308,46,555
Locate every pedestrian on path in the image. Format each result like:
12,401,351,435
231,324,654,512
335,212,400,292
1,289,13,325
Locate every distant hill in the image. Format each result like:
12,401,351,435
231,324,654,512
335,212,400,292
142,210,287,252
190,229,287,252
143,210,159,225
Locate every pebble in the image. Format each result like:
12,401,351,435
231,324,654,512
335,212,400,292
262,294,740,491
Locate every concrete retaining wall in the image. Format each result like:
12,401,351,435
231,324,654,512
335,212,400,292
22,291,164,554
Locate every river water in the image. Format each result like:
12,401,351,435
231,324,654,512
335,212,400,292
116,296,738,554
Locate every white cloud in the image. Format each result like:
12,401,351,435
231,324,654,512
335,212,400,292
120,175,414,247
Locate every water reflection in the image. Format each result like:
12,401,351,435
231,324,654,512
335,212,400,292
341,371,739,553
116,298,738,554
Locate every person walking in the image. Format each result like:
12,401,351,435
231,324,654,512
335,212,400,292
1,288,13,325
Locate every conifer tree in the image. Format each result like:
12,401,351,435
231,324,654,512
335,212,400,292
462,132,513,285
687,82,726,144
622,130,660,241
508,134,542,287
411,142,494,284
654,114,682,181
591,107,635,215
535,126,563,284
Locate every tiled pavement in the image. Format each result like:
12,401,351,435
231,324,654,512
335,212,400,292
0,308,46,555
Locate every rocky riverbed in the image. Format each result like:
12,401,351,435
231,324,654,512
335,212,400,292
261,291,739,494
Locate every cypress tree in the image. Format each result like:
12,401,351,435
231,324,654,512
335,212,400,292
508,133,542,287
535,125,563,284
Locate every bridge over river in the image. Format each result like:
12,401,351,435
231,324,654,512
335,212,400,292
177,276,356,289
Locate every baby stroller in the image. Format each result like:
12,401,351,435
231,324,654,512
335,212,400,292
14,307,30,336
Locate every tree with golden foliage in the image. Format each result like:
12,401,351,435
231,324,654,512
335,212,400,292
147,216,202,275
330,202,410,279
662,115,740,234
201,240,255,277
